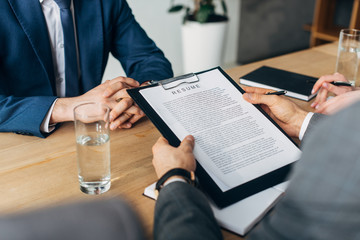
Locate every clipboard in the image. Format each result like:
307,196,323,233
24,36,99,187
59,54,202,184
128,67,298,208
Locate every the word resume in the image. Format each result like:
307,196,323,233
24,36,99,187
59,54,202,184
140,69,301,192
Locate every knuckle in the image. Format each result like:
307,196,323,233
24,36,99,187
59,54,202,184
100,99,108,106
111,113,119,121
132,107,142,115
127,77,135,83
116,81,126,88
152,144,158,154
123,98,133,106
124,112,132,118
111,107,120,114
105,86,113,94
129,118,139,124
250,93,258,100
113,76,125,82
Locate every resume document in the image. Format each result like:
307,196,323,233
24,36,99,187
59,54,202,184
140,68,301,192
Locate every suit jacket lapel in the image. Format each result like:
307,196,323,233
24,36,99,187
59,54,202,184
73,0,104,92
8,0,56,94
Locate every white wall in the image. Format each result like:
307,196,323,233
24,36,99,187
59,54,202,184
102,0,241,81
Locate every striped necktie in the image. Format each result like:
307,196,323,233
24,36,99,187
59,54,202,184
54,0,79,97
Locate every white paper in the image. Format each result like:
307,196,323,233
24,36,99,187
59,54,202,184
144,181,286,236
141,69,301,191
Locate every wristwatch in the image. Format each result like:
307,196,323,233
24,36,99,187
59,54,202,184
155,168,197,198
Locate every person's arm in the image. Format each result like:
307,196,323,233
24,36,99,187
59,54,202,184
242,87,330,143
248,101,360,240
152,136,223,240
155,182,223,240
242,86,308,138
241,87,331,142
50,76,144,129
110,0,173,84
314,90,360,115
301,113,326,141
0,94,57,138
40,100,58,133
0,76,142,137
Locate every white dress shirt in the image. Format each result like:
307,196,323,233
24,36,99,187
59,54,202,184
39,0,80,133
299,112,314,141
40,0,66,97
38,0,315,137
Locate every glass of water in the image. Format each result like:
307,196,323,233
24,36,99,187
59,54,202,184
74,102,111,195
335,29,360,87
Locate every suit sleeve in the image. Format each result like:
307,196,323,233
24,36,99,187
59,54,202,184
154,182,223,240
110,0,173,84
248,102,360,239
0,94,57,138
301,113,327,142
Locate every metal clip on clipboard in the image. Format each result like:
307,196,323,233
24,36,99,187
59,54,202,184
150,73,199,90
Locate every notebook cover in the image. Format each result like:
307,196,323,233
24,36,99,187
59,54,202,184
240,66,317,101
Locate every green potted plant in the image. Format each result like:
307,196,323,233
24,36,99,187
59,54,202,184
168,0,229,73
168,0,228,24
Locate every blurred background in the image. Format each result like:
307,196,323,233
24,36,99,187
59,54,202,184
102,0,356,80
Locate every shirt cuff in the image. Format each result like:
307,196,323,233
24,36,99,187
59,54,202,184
40,99,58,133
299,112,314,141
163,177,187,187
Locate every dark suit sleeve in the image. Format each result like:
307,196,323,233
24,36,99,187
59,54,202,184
248,102,360,240
110,0,173,84
302,113,327,142
154,182,223,240
0,94,57,138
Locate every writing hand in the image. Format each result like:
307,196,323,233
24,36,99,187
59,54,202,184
152,135,196,179
310,73,353,109
242,86,308,138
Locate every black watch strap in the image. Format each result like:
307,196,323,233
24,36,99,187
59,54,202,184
155,168,196,197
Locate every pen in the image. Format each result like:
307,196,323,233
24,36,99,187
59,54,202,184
265,90,287,96
331,81,352,87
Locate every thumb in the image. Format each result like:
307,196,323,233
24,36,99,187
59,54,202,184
152,137,169,153
179,135,195,152
156,136,169,145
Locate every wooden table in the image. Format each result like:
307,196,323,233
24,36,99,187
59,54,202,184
0,42,338,239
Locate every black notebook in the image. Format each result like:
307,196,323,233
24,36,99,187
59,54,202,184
239,66,318,101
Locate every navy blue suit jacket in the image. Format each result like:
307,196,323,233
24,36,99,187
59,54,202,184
0,0,173,137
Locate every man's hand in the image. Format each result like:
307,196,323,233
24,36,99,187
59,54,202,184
50,76,145,129
101,77,145,129
315,90,360,114
152,135,196,178
242,86,308,138
310,73,353,109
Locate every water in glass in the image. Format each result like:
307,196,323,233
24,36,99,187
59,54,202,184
76,133,111,194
